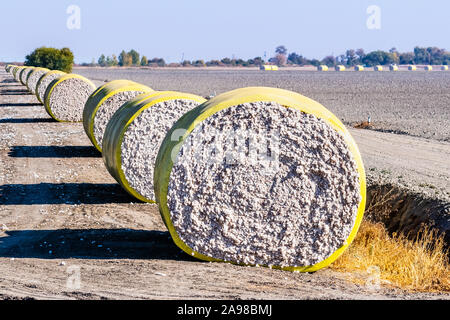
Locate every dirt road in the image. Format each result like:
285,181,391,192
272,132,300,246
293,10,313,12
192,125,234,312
0,70,448,299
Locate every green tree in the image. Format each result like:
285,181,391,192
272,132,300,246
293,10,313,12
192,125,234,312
399,52,415,64
128,49,140,65
110,54,118,66
119,50,132,66
221,57,231,65
25,47,74,73
362,50,395,66
275,45,287,55
98,54,106,67
149,58,166,67
287,52,307,65
345,49,357,66
321,55,336,66
141,56,148,66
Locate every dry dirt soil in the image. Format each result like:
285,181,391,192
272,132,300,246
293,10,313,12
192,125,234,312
0,69,449,300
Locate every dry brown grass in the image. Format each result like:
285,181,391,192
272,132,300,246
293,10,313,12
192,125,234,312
331,219,449,292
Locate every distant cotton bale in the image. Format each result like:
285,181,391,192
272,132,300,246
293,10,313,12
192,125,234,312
36,70,66,104
424,66,433,71
13,66,25,81
441,65,448,71
5,65,16,73
389,65,399,71
354,65,364,71
374,65,383,71
83,80,153,152
408,65,417,71
318,65,328,71
260,65,278,71
44,74,96,122
335,65,345,71
26,67,50,94
102,91,206,203
19,67,35,86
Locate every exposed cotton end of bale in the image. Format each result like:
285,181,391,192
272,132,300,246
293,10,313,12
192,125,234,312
317,65,328,71
102,92,206,203
26,68,49,94
154,87,366,272
425,66,433,71
167,102,361,267
441,65,448,71
374,65,383,71
354,65,364,71
36,71,66,104
19,67,34,85
44,75,96,122
335,65,345,71
83,80,153,152
408,65,417,71
93,90,150,148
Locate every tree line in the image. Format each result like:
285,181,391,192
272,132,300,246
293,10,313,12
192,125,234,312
88,46,450,68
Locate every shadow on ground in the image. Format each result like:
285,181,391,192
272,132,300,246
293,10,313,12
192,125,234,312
0,118,54,124
0,103,42,107
1,79,19,83
0,183,136,205
0,228,194,261
0,89,34,95
8,146,101,158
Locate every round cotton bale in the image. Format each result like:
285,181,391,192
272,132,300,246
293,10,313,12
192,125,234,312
408,65,417,71
354,65,364,71
5,65,15,73
424,65,433,71
19,67,35,86
441,65,448,71
154,87,366,272
335,65,345,71
13,66,25,81
83,80,153,152
35,70,66,104
103,91,206,203
26,67,49,94
374,65,383,71
44,74,96,122
389,65,399,71
317,65,328,71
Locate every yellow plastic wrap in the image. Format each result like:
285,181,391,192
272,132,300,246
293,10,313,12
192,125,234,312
44,74,96,122
389,65,399,71
154,86,366,272
83,80,154,152
102,91,206,203
35,70,66,104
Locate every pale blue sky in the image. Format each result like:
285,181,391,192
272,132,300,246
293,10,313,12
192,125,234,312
1,0,449,63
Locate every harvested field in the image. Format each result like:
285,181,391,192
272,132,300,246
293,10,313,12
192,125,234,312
0,68,449,299
74,67,450,142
